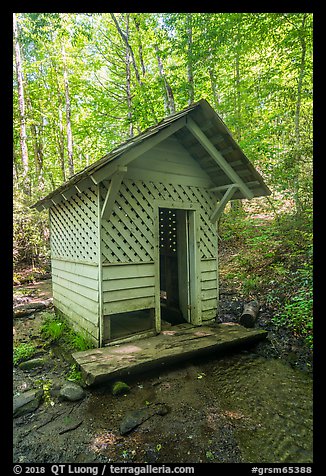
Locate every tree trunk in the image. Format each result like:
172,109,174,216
186,14,194,105
133,15,146,77
293,14,307,214
234,40,242,142
209,68,219,109
51,57,66,182
125,14,133,138
239,301,260,328
26,95,44,191
110,13,142,87
154,44,175,115
13,13,29,187
61,43,74,177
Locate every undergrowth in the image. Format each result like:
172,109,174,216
13,342,38,365
219,206,313,349
40,313,95,351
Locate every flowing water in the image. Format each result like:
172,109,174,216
206,352,313,463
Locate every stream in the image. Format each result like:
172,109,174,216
13,298,313,463
201,351,313,463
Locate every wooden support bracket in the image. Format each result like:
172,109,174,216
101,166,127,220
75,177,93,193
186,117,254,200
210,185,239,223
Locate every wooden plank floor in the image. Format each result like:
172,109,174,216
72,323,268,386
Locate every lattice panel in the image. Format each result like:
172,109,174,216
101,180,155,262
189,186,218,259
50,187,98,262
101,179,217,263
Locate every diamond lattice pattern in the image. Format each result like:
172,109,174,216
50,187,98,262
101,179,217,263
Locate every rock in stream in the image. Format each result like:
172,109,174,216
120,403,169,435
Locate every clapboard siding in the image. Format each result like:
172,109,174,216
102,262,155,315
51,258,99,332
131,136,210,179
51,268,98,291
103,286,155,303
202,308,217,320
201,258,218,320
52,283,98,316
53,298,99,343
51,258,99,279
103,297,155,315
102,262,154,280
202,298,218,312
52,275,99,302
102,275,154,292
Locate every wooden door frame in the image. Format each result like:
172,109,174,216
153,200,201,333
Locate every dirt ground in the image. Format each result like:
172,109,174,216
13,279,313,464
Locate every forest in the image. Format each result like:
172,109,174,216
12,12,313,465
13,12,313,348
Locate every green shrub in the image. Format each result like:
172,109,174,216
13,343,37,365
41,315,67,342
272,264,313,349
13,189,50,268
67,331,95,351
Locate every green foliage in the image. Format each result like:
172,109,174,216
41,315,68,342
40,312,95,351
66,364,83,383
13,189,50,268
272,263,313,349
241,276,262,297
66,330,95,351
220,205,313,348
13,343,37,365
13,13,312,270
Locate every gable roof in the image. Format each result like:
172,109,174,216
32,99,271,211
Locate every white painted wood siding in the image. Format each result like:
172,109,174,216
102,262,155,314
200,258,218,321
51,258,99,342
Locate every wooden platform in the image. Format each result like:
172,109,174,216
72,323,268,386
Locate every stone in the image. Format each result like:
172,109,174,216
13,388,43,417
19,357,50,370
112,381,130,396
120,403,169,435
59,382,86,402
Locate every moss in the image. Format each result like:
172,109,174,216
112,381,130,396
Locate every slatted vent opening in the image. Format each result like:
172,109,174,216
50,188,98,261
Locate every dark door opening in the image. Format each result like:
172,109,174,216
159,208,190,326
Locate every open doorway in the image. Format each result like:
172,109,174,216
159,208,193,326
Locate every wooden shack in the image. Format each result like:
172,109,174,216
33,99,271,347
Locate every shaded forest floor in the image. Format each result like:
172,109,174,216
13,260,312,463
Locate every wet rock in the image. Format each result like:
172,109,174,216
59,382,86,402
13,388,43,417
120,403,169,435
112,381,130,396
19,357,50,370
